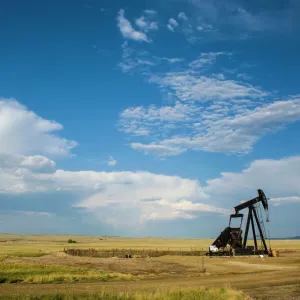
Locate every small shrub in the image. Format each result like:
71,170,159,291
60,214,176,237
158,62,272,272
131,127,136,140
0,277,7,283
67,239,77,244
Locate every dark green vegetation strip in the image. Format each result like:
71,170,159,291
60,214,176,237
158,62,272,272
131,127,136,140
64,248,207,258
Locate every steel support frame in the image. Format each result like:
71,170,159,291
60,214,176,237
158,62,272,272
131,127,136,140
242,205,268,253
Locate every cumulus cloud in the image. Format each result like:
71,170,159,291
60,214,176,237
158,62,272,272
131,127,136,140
107,156,117,167
117,9,149,42
0,153,55,171
204,156,300,203
169,18,178,27
1,152,300,228
0,164,222,226
0,99,77,157
167,18,179,32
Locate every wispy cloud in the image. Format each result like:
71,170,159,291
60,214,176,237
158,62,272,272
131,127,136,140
190,0,300,36
136,16,158,31
124,98,300,156
119,101,200,136
150,71,266,102
237,73,252,80
270,196,300,206
118,42,184,73
118,42,155,73
117,9,150,42
107,156,117,167
159,57,184,64
188,52,226,69
135,9,159,33
144,9,157,15
178,12,188,21
117,46,300,157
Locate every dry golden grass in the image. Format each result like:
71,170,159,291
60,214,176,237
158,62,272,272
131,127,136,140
1,233,299,258
0,287,252,300
0,234,299,299
0,261,135,283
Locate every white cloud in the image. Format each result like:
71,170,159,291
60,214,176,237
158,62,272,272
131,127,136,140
213,73,225,80
131,143,185,157
270,196,300,206
204,156,300,202
237,73,252,80
190,0,300,36
22,211,52,217
2,151,300,228
167,24,175,32
118,42,155,73
167,18,179,32
145,52,265,103
150,72,266,102
107,156,117,167
0,163,222,226
135,17,158,32
126,97,300,156
196,24,215,33
117,9,149,42
159,57,184,64
118,51,291,157
188,52,226,69
178,12,188,21
0,99,77,157
135,17,148,29
144,9,156,15
119,101,200,137
0,153,55,171
169,18,178,27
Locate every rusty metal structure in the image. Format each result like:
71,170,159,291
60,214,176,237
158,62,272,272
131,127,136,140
208,189,270,256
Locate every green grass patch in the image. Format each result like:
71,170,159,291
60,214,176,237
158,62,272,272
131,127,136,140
0,262,134,284
0,288,252,300
7,251,48,258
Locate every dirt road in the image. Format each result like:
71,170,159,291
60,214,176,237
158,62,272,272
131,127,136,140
0,269,299,299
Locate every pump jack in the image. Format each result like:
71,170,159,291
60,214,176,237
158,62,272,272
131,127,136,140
208,189,270,256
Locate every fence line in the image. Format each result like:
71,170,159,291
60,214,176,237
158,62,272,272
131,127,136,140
64,248,207,258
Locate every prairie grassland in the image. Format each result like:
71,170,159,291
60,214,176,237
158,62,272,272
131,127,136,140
0,234,213,256
0,262,134,284
0,234,300,300
0,287,252,300
0,234,299,258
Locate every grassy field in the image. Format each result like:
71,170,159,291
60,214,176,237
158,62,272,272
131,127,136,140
0,234,300,300
0,287,253,300
1,233,299,257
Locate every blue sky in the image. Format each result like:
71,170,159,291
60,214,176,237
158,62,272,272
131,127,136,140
1,0,300,238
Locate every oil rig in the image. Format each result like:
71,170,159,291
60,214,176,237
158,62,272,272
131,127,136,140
208,189,274,256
